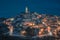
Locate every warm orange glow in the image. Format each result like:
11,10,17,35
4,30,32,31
42,22,48,26
53,29,58,37
24,22,35,26
57,26,60,31
20,30,26,36
38,28,44,35
47,26,51,32
57,21,60,25
3,13,60,38
8,25,13,35
42,18,47,22
5,22,11,25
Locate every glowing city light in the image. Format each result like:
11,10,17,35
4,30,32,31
2,7,60,39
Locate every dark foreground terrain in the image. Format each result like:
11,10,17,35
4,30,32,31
0,35,60,40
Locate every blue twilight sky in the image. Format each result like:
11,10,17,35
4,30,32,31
0,0,60,17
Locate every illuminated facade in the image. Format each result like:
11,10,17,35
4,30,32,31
3,7,60,38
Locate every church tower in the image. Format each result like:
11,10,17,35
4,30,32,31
25,6,29,13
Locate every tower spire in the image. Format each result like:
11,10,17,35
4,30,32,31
25,6,29,13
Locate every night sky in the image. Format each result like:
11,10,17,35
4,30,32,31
0,0,60,17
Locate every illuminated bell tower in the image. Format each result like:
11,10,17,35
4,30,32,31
25,6,29,13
